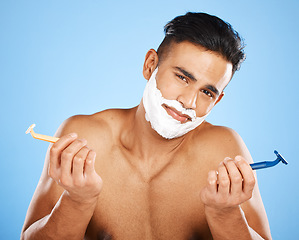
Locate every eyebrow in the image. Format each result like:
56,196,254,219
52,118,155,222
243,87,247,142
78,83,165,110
174,66,197,82
174,66,220,96
205,84,219,96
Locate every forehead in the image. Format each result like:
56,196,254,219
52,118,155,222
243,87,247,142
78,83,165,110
160,41,233,91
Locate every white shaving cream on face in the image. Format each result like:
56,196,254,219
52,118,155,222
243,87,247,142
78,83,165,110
142,68,209,139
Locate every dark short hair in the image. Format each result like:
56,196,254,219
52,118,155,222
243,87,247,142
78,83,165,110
157,12,246,74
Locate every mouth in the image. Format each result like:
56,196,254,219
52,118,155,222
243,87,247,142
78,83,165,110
162,104,192,123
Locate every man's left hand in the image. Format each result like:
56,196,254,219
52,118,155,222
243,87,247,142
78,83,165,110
200,156,256,210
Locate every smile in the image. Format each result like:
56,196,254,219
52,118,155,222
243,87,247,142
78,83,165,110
162,104,191,123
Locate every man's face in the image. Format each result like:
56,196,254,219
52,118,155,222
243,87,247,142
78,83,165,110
155,41,233,120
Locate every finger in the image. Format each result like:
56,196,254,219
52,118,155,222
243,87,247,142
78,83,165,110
206,170,218,194
224,159,243,195
49,133,77,179
217,159,230,196
51,133,78,155
72,146,90,182
235,156,256,195
84,150,97,177
60,139,87,185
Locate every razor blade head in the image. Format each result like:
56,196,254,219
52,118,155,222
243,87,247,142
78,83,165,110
274,150,288,165
26,124,36,134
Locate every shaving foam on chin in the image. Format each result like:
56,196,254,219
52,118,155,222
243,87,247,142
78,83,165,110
142,68,209,139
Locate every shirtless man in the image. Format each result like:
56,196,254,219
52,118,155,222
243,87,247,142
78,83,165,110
21,12,272,239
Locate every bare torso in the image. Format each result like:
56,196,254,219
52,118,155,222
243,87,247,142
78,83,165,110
86,138,212,239
73,107,228,240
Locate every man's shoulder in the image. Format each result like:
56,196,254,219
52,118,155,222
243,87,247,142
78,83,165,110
55,108,131,141
194,122,241,142
191,122,251,162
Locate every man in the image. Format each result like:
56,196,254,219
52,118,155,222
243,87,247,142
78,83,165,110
21,12,272,239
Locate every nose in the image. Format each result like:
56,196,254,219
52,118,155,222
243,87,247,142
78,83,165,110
177,90,197,109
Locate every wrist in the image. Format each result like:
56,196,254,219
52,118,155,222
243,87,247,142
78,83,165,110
62,191,99,211
204,205,243,219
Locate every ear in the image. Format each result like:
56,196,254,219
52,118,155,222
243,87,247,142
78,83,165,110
214,91,225,106
143,49,159,80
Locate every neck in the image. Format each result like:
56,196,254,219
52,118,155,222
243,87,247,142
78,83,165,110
121,103,187,161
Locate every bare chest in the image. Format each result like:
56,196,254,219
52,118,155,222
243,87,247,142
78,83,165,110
85,147,213,240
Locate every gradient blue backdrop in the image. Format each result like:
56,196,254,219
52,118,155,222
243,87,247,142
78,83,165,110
1,1,298,239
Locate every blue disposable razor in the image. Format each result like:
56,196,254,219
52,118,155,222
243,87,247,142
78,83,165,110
250,150,288,170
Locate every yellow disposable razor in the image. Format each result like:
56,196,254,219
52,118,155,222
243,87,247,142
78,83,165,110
26,124,59,143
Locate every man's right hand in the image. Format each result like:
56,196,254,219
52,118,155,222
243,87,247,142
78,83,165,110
48,133,103,205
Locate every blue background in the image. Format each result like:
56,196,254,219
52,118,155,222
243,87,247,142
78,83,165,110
1,1,298,239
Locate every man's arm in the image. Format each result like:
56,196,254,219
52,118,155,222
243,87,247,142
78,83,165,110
200,127,272,240
21,116,103,240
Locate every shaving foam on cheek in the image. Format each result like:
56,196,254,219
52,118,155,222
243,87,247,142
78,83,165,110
142,68,209,139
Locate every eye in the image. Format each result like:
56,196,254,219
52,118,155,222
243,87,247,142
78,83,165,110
176,74,187,83
202,89,213,98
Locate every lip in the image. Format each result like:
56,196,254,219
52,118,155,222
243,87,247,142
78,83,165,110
162,104,191,123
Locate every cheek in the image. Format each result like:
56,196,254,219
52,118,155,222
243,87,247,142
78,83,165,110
195,96,216,116
157,80,180,100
